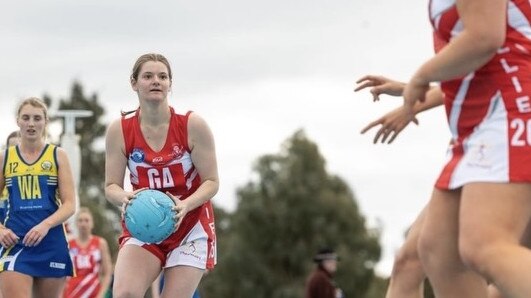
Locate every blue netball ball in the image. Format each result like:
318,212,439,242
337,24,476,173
124,189,176,243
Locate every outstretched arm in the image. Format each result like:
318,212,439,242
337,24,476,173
356,75,444,143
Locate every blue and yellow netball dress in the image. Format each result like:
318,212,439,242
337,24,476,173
0,144,73,277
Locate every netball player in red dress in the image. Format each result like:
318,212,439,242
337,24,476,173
105,53,218,298
63,207,112,298
401,0,531,297
355,74,531,298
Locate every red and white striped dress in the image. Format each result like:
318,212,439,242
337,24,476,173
63,236,103,298
430,0,531,189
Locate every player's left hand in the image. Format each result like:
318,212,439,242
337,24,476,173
166,192,188,229
23,222,51,247
361,106,419,144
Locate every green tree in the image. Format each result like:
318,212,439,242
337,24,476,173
45,82,120,258
202,130,381,297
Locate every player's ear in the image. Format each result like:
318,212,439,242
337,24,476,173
131,77,138,91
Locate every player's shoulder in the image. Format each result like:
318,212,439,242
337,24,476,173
109,117,124,129
187,111,213,139
95,235,109,246
68,238,79,246
54,145,69,160
106,118,124,137
46,144,64,162
53,143,64,153
187,111,209,126
171,105,188,114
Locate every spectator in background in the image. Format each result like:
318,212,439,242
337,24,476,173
305,247,343,298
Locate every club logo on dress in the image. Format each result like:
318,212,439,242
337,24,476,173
131,148,145,163
41,161,53,171
180,241,201,261
170,144,185,160
467,141,492,169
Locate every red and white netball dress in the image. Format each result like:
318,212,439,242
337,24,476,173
120,107,216,269
63,236,104,298
430,0,531,188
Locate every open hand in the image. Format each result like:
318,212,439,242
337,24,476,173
354,75,406,101
361,106,419,144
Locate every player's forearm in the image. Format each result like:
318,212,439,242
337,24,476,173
105,184,128,206
183,179,219,210
43,199,76,228
412,87,444,115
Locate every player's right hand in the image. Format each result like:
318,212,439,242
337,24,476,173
354,75,406,101
121,188,148,217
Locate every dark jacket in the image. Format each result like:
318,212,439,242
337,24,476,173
305,266,336,298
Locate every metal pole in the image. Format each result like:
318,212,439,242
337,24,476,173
55,110,93,238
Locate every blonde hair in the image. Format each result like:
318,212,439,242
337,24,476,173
77,206,93,218
16,97,49,137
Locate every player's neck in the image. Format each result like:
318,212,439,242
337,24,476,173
19,140,45,155
139,105,171,126
77,234,91,245
18,141,46,164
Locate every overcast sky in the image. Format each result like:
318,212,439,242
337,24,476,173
1,0,451,276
